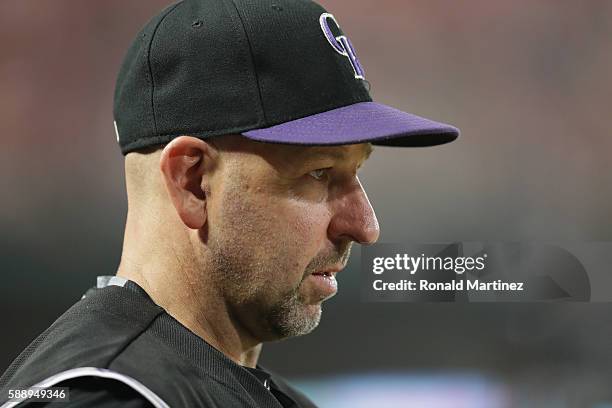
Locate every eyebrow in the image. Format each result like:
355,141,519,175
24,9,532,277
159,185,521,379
303,143,374,163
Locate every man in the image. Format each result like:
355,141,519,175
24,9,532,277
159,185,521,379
0,0,458,406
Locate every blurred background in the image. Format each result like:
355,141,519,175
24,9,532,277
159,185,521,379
1,0,612,407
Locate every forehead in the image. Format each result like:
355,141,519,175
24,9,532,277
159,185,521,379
298,143,373,161
214,135,374,176
263,142,373,168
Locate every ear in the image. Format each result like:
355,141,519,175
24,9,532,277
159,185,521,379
159,136,218,230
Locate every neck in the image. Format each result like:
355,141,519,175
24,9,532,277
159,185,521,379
116,217,263,368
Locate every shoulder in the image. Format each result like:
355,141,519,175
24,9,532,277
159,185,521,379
1,286,165,393
11,368,167,408
1,286,171,407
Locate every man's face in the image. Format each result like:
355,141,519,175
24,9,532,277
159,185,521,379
204,136,379,342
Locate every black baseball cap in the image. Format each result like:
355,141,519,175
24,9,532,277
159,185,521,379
113,0,459,155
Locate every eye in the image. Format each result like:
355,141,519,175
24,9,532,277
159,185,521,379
308,168,331,181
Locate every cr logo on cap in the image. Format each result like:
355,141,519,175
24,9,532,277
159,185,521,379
319,12,365,80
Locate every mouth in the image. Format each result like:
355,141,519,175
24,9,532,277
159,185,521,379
311,271,334,278
310,264,344,278
306,264,344,297
306,271,339,300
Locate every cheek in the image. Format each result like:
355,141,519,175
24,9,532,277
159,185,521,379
212,176,331,282
286,202,327,245
272,199,332,274
251,202,330,272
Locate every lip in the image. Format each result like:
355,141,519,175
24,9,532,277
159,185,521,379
310,263,345,277
306,273,338,300
306,263,345,300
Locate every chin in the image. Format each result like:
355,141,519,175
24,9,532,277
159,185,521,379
265,302,323,340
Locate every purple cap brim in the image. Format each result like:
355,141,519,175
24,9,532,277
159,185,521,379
242,102,459,147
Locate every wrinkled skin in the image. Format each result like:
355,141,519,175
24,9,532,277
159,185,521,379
202,136,379,341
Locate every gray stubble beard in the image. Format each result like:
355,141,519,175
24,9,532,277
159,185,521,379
265,280,323,339
208,239,322,341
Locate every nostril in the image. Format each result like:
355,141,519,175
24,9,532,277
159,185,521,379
192,19,203,28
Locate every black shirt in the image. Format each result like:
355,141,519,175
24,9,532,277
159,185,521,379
0,277,317,407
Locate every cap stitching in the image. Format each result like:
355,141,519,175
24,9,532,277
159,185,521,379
226,0,268,124
146,1,184,136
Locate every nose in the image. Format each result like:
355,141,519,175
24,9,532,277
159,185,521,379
327,176,380,245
